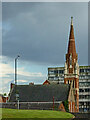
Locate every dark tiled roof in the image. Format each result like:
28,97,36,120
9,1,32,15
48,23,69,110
9,84,69,102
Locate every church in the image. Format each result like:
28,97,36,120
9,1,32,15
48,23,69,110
8,17,80,113
43,17,79,112
64,16,79,112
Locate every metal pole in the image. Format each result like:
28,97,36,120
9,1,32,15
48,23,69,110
15,58,17,86
15,58,17,102
18,100,19,110
15,55,20,85
53,96,54,111
15,55,20,102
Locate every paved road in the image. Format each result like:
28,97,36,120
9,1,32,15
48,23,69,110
72,113,90,120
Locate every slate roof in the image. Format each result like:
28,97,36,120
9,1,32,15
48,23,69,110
9,84,70,102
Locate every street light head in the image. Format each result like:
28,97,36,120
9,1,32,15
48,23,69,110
15,55,20,60
17,55,20,58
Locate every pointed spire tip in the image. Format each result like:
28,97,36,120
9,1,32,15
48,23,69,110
71,16,73,25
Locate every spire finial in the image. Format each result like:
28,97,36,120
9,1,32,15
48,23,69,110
71,16,73,25
69,16,74,39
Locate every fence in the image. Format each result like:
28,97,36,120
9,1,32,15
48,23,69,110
0,102,60,110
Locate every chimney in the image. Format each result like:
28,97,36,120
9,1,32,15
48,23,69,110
10,83,14,89
29,82,34,85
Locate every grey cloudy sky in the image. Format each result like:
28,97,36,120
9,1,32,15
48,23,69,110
1,2,89,93
2,2,88,66
2,0,89,2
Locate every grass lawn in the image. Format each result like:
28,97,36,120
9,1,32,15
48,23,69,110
1,108,74,118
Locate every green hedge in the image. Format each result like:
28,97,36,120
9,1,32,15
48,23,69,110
63,100,69,112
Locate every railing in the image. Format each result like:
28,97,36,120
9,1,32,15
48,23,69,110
0,102,61,110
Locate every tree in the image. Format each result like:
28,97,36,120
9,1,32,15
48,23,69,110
3,93,7,97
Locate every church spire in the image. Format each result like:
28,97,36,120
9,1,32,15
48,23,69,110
69,16,74,39
71,16,73,25
66,17,78,73
68,17,76,56
64,17,79,113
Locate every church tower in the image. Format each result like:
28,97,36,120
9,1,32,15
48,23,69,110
64,17,79,112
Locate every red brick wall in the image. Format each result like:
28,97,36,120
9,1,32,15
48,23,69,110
0,96,3,103
68,101,76,112
58,103,66,112
10,83,14,89
0,96,7,103
64,77,79,112
43,80,50,85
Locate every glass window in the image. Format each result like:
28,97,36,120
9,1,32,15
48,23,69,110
54,77,59,80
80,69,84,73
59,70,64,74
48,71,54,74
48,70,58,74
48,77,54,80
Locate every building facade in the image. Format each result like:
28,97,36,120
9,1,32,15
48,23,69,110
0,94,8,103
64,17,79,112
79,66,90,112
48,17,90,113
48,66,90,112
9,83,70,111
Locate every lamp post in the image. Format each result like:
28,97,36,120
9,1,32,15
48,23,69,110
16,93,19,110
53,96,54,111
15,55,20,103
15,55,20,86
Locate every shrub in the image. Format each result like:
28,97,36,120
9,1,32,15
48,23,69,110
63,100,69,112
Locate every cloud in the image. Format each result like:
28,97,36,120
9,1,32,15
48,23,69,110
2,79,12,84
0,63,13,77
1,2,88,94
18,80,28,83
2,2,88,65
18,67,45,77
0,55,45,78
0,55,47,93
0,63,45,78
2,0,89,2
